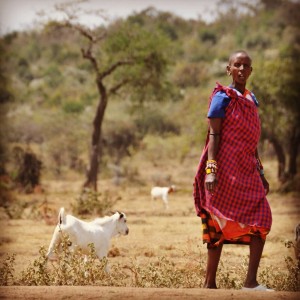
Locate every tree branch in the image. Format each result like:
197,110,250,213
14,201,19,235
81,46,100,74
63,20,106,43
108,78,131,96
99,60,134,80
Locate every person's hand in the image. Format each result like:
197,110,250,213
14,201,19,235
205,173,218,193
260,175,269,195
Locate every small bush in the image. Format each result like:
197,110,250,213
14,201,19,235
13,147,42,193
0,254,16,285
71,188,120,216
217,257,247,289
62,101,85,114
19,235,108,286
125,256,204,288
20,246,53,285
2,198,28,219
259,256,299,291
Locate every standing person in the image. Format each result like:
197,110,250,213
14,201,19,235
193,50,273,291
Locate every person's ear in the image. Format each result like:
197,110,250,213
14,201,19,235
226,65,231,76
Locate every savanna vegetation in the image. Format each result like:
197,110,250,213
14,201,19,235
0,0,299,294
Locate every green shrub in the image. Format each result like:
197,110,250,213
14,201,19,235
62,101,85,114
71,188,120,216
44,65,64,88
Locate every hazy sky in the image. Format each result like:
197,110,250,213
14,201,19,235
0,0,220,34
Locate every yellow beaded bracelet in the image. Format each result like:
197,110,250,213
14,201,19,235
207,159,217,164
206,168,217,174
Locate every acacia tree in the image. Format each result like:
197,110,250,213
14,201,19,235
251,1,300,184
253,51,300,182
46,1,171,190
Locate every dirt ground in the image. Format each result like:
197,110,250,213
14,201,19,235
0,286,299,300
0,286,300,300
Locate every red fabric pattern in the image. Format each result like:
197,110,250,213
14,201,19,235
193,83,272,230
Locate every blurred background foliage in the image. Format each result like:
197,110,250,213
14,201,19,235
0,0,299,193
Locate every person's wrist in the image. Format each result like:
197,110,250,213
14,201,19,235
206,160,218,175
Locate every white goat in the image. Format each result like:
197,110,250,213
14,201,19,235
150,185,176,210
46,208,129,271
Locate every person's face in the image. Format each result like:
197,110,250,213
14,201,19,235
226,53,252,85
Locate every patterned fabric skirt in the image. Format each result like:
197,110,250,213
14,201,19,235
200,209,270,249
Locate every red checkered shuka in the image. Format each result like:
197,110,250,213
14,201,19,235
193,83,272,229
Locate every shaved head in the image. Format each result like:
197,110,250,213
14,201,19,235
229,50,252,65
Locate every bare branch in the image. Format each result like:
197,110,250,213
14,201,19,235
69,22,106,43
81,47,100,73
42,0,107,41
100,60,134,80
55,0,98,23
108,79,131,96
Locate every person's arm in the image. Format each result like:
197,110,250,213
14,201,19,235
255,149,269,195
205,118,222,193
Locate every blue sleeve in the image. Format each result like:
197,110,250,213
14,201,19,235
250,91,259,106
207,91,231,118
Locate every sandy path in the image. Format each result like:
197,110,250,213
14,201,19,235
0,286,299,300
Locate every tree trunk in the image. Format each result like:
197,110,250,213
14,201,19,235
288,125,300,178
267,134,286,182
84,81,107,190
